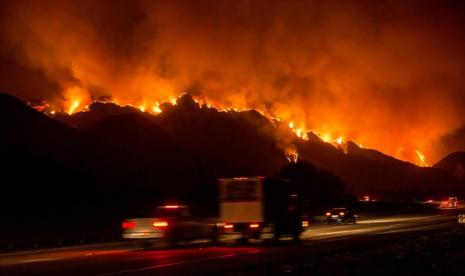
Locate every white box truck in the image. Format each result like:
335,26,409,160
217,177,308,242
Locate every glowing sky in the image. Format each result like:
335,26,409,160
1,0,464,164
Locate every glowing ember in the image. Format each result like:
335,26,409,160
336,136,344,145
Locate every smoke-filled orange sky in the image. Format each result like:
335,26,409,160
1,0,465,165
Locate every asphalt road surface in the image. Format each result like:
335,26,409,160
0,214,457,275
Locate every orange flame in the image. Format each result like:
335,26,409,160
285,147,299,163
68,99,80,115
34,91,431,167
415,150,428,167
152,103,162,113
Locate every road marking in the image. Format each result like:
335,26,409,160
357,215,446,224
375,222,455,235
18,258,55,264
305,237,350,243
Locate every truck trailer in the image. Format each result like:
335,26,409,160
217,177,309,242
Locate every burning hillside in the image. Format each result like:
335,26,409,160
1,0,465,166
33,93,428,167
2,92,463,201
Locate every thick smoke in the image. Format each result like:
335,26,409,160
1,0,465,164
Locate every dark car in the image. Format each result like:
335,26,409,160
325,208,358,224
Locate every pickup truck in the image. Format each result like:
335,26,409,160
122,205,218,246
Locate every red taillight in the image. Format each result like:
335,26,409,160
122,221,136,229
153,221,168,228
249,223,259,229
164,205,179,209
224,223,234,229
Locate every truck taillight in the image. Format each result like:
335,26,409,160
122,221,136,229
326,212,331,216
301,221,309,227
339,212,345,216
224,223,234,229
153,221,168,228
249,223,259,229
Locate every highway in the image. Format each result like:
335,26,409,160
0,214,457,275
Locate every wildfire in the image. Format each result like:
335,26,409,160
285,147,299,163
312,131,347,147
152,103,162,113
319,133,332,143
415,150,428,167
28,91,431,167
68,99,80,115
288,121,309,140
63,86,90,115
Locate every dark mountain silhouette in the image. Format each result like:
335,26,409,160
55,94,289,177
86,112,179,159
0,93,130,235
297,139,463,199
52,93,464,200
434,152,465,180
149,94,288,176
346,141,405,165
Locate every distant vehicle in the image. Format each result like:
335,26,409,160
217,177,309,242
326,208,358,224
440,197,458,209
122,205,218,246
449,197,458,209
